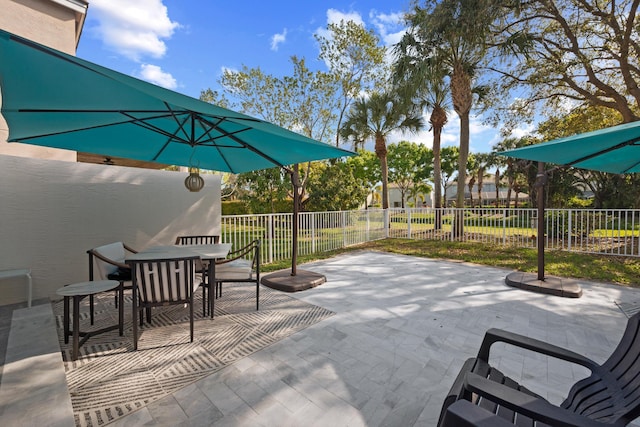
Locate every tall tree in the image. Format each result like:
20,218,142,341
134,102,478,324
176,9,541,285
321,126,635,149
403,0,498,234
493,0,640,126
473,152,493,206
388,141,432,208
466,154,478,206
237,168,289,213
340,92,424,209
216,56,337,213
305,160,369,212
439,146,460,206
315,19,387,146
393,47,450,227
349,149,382,209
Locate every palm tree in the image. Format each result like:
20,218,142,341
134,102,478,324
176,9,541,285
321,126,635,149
466,154,478,206
404,0,498,235
340,92,424,209
473,152,492,206
394,39,450,229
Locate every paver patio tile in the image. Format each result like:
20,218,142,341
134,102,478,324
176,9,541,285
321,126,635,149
56,251,640,426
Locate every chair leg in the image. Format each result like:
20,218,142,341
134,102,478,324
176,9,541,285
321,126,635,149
190,296,194,343
118,284,124,336
202,285,207,317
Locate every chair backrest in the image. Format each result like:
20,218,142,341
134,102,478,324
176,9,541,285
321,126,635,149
130,256,198,304
91,242,127,279
563,311,640,424
175,235,220,245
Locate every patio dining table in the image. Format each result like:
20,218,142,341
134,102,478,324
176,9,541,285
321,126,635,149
126,243,232,318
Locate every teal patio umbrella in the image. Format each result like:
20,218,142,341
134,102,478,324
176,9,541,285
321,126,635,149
0,29,353,173
501,120,640,174
0,29,354,282
499,121,640,297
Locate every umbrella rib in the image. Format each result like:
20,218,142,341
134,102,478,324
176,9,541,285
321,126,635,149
119,111,192,148
10,113,178,142
566,138,640,169
197,115,287,172
12,109,193,144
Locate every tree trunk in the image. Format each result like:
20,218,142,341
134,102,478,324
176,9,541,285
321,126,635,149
494,168,500,207
375,134,390,210
477,168,484,206
431,108,445,230
451,64,472,238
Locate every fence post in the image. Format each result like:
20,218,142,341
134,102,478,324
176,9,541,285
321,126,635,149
366,210,370,242
384,209,390,238
267,213,274,264
311,212,316,253
342,211,347,248
503,208,507,245
567,209,572,252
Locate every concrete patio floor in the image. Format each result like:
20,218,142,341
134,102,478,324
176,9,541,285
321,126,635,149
3,250,640,426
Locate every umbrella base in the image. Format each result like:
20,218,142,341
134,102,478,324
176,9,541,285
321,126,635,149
261,269,326,292
505,271,582,298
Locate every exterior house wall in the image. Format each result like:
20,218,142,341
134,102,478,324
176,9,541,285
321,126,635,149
0,0,86,161
0,154,222,305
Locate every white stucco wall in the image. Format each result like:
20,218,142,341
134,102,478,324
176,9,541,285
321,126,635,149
0,154,222,305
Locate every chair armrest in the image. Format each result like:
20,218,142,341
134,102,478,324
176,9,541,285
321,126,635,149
216,240,259,266
477,328,599,371
88,249,130,270
440,400,517,427
123,243,138,254
463,373,607,427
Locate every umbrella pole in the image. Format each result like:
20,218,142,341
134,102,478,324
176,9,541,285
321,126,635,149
289,168,300,276
536,162,546,281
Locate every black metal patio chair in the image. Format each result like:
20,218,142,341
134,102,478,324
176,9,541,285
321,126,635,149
438,312,640,426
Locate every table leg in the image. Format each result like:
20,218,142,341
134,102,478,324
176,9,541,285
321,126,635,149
63,296,70,344
208,261,215,318
72,295,80,361
132,281,138,351
118,283,124,336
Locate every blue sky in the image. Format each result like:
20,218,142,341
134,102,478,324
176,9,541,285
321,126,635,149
76,0,527,154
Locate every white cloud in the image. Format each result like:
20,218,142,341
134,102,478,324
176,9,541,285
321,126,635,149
139,64,177,89
509,123,536,139
327,9,365,26
386,111,499,154
370,11,405,46
315,9,365,40
270,29,287,51
88,0,179,61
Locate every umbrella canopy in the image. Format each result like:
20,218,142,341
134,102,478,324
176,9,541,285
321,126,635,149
501,121,640,174
0,29,353,172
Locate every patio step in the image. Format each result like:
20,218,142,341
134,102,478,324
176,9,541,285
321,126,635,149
0,303,74,426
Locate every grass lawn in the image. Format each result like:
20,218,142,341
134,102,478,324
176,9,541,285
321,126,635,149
261,238,640,288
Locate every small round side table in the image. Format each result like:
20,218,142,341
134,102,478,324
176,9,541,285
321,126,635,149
56,280,122,361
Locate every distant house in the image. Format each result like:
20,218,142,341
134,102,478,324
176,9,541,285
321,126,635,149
366,175,529,209
445,175,529,207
